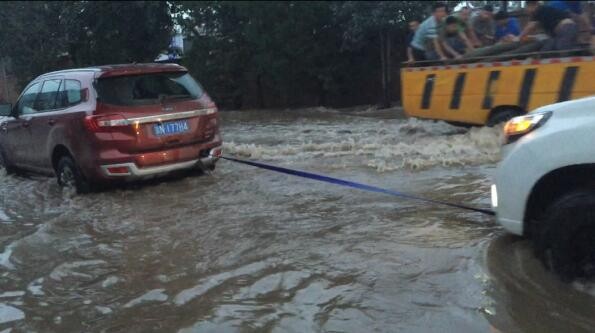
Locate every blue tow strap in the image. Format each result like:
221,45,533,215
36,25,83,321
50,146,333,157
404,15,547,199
221,156,495,216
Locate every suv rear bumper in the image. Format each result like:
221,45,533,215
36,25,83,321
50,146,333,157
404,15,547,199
100,146,221,179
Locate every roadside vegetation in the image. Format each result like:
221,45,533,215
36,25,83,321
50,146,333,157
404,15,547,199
0,1,505,109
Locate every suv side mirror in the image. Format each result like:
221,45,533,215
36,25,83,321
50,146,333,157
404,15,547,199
0,103,12,117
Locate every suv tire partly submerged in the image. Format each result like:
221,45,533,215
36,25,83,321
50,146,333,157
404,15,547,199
0,149,16,175
57,156,92,194
533,190,595,282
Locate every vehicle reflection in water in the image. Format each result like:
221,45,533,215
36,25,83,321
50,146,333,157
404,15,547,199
485,234,595,333
0,107,592,332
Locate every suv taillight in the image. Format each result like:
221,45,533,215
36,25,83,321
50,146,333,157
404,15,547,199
84,114,130,132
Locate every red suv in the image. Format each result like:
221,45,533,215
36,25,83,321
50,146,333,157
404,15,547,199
0,64,222,193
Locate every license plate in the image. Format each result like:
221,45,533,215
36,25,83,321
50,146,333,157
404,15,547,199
153,120,189,136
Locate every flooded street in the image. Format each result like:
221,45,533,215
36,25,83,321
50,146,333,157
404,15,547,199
1,108,594,332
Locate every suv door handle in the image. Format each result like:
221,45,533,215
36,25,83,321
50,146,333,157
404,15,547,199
21,121,30,128
48,119,56,126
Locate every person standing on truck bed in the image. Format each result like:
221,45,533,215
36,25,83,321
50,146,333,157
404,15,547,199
410,3,449,61
472,5,496,46
406,19,421,63
520,0,579,53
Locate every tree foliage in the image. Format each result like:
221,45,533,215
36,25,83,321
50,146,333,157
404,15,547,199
334,1,432,107
1,1,436,109
0,1,172,87
177,1,433,109
176,1,355,108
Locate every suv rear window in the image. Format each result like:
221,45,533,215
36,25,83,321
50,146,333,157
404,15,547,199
96,72,204,106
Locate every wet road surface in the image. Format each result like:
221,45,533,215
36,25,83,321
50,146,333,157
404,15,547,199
1,107,594,332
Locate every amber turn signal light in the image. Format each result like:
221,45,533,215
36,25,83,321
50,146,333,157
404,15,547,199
503,112,551,144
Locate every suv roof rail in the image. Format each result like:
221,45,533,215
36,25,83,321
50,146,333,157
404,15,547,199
36,63,186,79
37,68,102,78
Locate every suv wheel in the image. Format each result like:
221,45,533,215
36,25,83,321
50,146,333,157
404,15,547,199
533,190,595,281
0,149,16,175
56,156,91,194
486,109,520,127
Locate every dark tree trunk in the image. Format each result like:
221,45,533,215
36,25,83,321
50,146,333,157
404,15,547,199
394,30,405,104
256,73,265,109
1,58,8,101
317,79,326,106
233,93,243,110
379,31,386,108
385,30,392,107
379,29,391,109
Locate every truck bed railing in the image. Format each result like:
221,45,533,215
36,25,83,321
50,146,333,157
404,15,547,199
403,48,594,68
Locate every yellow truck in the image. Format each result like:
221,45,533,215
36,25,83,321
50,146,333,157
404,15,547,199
401,55,595,126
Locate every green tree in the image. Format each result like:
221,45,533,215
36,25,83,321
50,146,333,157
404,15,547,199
0,1,173,88
178,1,430,109
334,1,430,108
177,1,386,109
0,1,74,86
175,1,252,108
70,1,173,66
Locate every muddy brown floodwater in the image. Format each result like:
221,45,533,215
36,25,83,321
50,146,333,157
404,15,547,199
1,107,594,333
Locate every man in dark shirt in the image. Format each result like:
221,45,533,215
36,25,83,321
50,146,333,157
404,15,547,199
472,5,496,46
439,16,473,59
519,0,579,52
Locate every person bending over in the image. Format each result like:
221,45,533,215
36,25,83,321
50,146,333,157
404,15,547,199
494,11,521,43
472,5,496,46
410,3,449,61
520,0,579,52
439,16,474,59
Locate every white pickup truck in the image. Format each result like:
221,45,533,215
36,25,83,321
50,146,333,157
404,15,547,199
492,96,595,281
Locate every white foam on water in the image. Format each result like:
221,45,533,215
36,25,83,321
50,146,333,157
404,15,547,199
49,260,107,281
0,291,24,299
236,271,311,299
572,281,595,297
223,118,502,171
178,278,356,333
0,303,24,324
0,243,15,270
174,260,272,306
0,209,10,222
367,126,503,171
27,278,45,296
95,306,112,315
101,276,119,288
123,289,168,308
